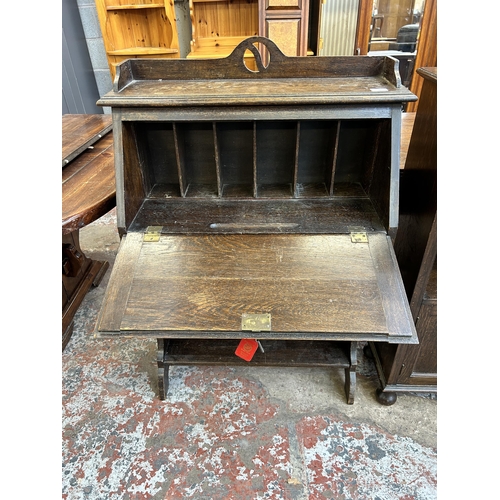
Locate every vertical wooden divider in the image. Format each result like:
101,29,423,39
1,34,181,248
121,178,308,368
173,123,187,197
213,122,223,197
112,111,126,230
362,121,382,195
292,121,301,198
252,121,258,197
328,121,341,196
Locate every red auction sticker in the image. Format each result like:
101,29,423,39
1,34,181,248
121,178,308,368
235,339,259,361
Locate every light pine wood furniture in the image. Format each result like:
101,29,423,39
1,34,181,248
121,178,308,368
95,37,418,403
187,0,259,61
95,0,180,81
187,0,309,62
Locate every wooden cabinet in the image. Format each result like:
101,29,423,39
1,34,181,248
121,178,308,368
187,0,308,61
187,0,259,60
259,0,309,56
368,67,437,405
95,0,180,81
95,37,418,403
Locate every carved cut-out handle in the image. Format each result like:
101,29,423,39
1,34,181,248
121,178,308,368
228,36,287,73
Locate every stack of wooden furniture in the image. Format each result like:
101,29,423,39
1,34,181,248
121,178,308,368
62,114,116,350
368,67,437,405
94,37,418,403
95,0,310,76
187,0,259,61
95,0,180,81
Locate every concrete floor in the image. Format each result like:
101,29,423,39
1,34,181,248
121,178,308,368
62,208,437,499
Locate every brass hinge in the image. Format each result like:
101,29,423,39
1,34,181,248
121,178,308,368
319,38,324,50
350,232,368,243
144,226,163,242
242,313,271,332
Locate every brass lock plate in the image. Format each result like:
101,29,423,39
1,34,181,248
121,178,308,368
144,226,163,242
350,232,368,243
241,313,271,332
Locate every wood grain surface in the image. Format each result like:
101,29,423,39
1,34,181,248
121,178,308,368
97,233,418,341
62,114,112,167
62,132,116,233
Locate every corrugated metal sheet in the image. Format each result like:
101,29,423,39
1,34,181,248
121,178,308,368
319,0,360,56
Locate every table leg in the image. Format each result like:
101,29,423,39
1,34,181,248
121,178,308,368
157,339,170,400
344,341,357,404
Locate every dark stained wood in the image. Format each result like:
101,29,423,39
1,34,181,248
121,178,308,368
367,233,414,340
127,197,385,234
370,67,437,403
164,339,351,367
122,234,388,335
122,122,149,228
158,339,356,402
62,132,116,234
97,233,416,345
62,114,115,350
96,232,143,332
110,114,403,236
94,39,420,402
394,68,437,301
62,114,112,167
100,38,416,108
62,231,109,350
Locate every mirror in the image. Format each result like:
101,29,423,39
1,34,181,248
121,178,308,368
368,0,426,88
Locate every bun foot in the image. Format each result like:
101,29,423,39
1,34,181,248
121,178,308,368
376,388,397,406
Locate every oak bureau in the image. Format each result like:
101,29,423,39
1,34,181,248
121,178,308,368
95,37,418,403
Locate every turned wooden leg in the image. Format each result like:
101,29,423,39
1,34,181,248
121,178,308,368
157,339,170,400
344,341,357,404
376,388,397,406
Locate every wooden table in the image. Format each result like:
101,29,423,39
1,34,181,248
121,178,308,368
62,114,116,350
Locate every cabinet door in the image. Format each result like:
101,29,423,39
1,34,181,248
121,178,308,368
259,0,309,56
411,301,437,381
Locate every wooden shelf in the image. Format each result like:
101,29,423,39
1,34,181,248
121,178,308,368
95,0,179,80
128,197,386,235
188,0,259,61
106,3,165,10
163,339,351,367
107,47,178,56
